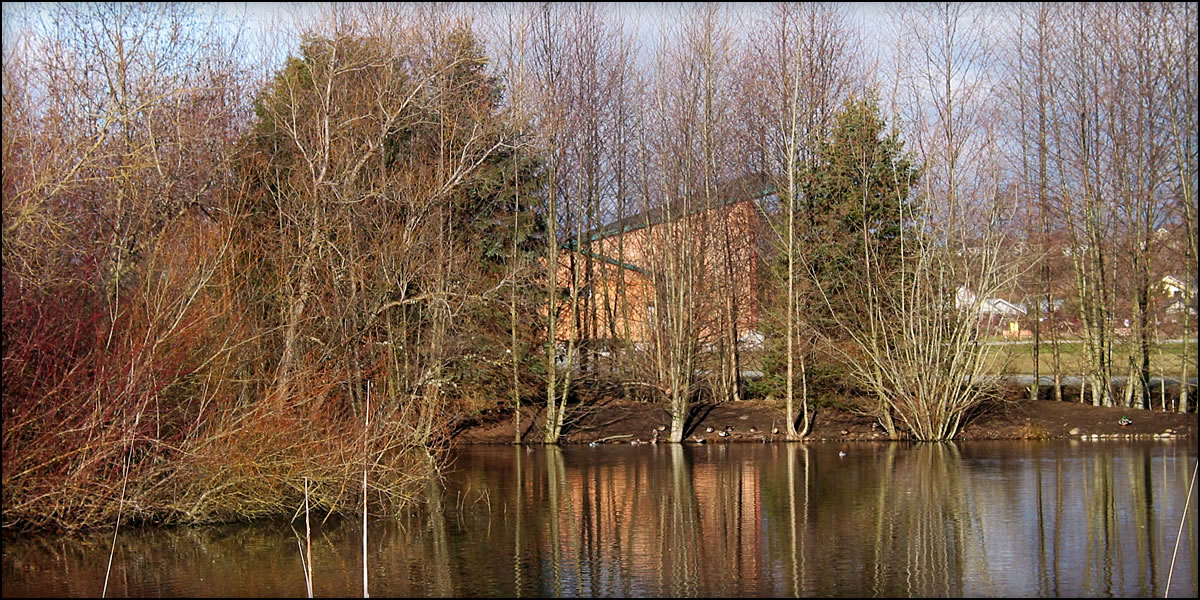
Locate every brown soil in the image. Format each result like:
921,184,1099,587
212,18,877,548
454,393,1197,445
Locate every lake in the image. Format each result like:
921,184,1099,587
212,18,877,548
3,440,1197,597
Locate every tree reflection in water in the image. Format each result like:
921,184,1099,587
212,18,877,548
1,442,1195,597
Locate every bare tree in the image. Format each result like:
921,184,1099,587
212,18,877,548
1042,3,1121,407
812,1,1019,440
1007,2,1066,402
739,2,854,438
518,3,632,443
635,4,744,442
1032,3,1193,409
245,4,529,454
1162,2,1198,412
1103,4,1177,410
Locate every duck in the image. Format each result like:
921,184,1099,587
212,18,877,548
705,426,715,433
748,426,758,433
589,441,599,447
650,429,659,444
1119,416,1133,427
656,424,667,432
771,427,780,435
838,450,847,457
717,430,729,438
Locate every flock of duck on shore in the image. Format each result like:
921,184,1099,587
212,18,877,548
587,423,781,447
583,425,850,456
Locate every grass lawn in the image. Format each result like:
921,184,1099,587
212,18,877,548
983,339,1198,376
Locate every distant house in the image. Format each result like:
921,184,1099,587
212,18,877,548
956,285,1028,337
981,297,1026,318
1028,297,1066,315
954,286,980,312
1162,275,1195,300
1161,274,1197,317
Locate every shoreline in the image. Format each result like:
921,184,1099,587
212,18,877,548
454,395,1198,446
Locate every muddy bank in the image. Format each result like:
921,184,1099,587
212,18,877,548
454,393,1197,444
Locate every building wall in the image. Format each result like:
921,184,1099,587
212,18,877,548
551,198,762,348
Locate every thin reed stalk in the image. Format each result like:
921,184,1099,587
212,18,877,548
101,470,126,598
363,382,370,598
1165,459,1198,597
305,477,313,598
295,538,311,598
102,416,137,598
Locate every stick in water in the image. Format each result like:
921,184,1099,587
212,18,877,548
363,382,370,598
1165,459,1198,597
102,470,127,598
296,538,311,598
103,414,137,598
305,477,313,598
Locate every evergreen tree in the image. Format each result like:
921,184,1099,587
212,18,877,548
757,94,920,399
802,94,920,335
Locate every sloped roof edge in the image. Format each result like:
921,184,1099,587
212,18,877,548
562,172,777,249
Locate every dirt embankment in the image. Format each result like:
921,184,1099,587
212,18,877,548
454,394,1197,445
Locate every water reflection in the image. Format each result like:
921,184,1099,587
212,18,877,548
2,441,1196,597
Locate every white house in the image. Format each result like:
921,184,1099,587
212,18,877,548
955,286,1026,317
980,297,1026,317
1162,274,1194,298
956,286,1028,337
1162,275,1196,316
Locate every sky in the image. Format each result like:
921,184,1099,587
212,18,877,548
199,2,897,67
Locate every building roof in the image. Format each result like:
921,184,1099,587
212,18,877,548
1162,274,1196,294
956,285,1030,317
981,298,1026,316
563,172,776,249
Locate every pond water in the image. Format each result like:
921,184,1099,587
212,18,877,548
3,440,1197,597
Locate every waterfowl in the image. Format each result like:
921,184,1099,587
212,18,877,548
838,451,847,457
650,429,659,444
717,430,729,438
1119,416,1133,427
691,435,706,443
656,424,667,432
725,425,735,432
706,426,715,433
589,441,599,447
748,426,758,433
771,427,780,435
